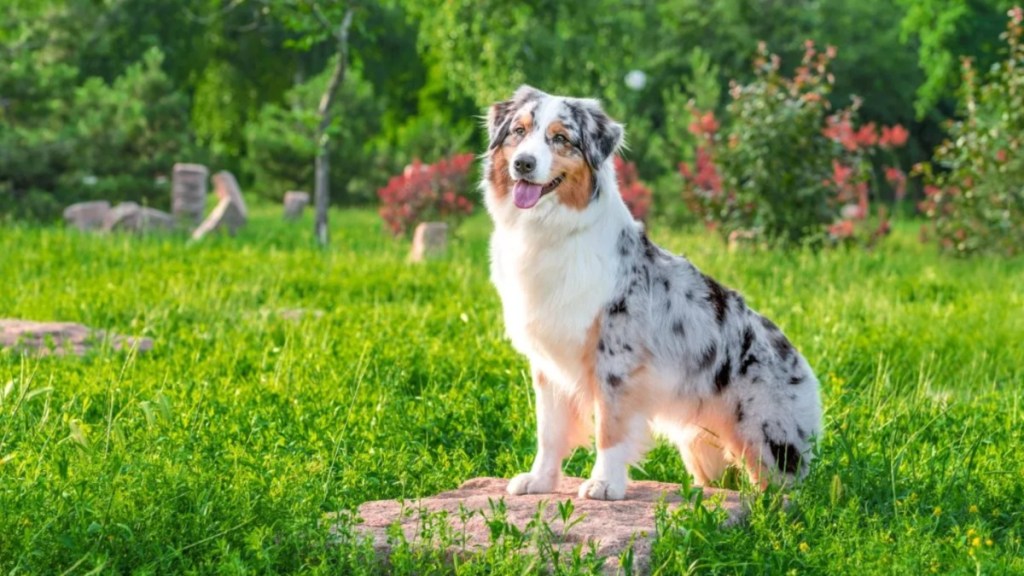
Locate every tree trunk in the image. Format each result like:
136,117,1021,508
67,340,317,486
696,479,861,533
313,7,354,248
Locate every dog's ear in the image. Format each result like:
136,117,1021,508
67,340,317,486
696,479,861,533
574,99,624,169
486,85,543,150
486,99,515,151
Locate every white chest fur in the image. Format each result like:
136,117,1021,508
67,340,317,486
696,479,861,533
490,224,619,391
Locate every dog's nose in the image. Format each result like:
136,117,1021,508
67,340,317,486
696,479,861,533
513,154,536,175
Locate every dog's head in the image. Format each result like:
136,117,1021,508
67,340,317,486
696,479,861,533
483,85,624,218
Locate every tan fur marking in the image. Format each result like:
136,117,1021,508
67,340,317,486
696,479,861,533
488,146,514,201
514,112,534,136
550,135,593,211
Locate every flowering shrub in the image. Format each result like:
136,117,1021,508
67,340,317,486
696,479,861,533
916,8,1024,257
378,153,475,237
614,156,653,221
679,41,907,248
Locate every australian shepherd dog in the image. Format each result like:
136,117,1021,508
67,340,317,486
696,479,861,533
481,85,823,500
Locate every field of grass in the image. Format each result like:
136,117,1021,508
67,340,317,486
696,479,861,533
1,204,1022,575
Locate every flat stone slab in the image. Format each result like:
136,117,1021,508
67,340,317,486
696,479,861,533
345,476,745,574
0,319,153,357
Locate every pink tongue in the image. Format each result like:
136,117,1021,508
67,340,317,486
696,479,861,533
513,181,544,209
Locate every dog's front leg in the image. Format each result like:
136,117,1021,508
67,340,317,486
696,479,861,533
578,381,648,501
507,369,583,495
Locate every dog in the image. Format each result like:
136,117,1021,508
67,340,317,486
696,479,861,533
481,85,823,500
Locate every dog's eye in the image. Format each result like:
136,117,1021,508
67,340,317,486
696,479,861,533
552,134,569,145
514,126,526,137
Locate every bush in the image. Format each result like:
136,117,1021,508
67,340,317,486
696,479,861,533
377,154,476,237
679,41,906,248
916,8,1024,257
614,156,653,222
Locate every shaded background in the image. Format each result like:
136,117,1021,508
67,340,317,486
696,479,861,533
0,0,1015,220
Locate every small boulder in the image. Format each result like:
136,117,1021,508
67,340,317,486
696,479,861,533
103,203,175,233
283,191,310,220
409,222,448,262
342,476,746,575
192,171,247,240
0,319,153,357
213,171,248,221
63,201,111,230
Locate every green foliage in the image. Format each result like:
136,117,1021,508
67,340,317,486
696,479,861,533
244,64,390,204
917,8,1024,257
1,47,192,220
1,208,1022,573
899,0,1013,118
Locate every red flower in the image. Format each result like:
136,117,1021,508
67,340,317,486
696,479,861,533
885,166,907,201
831,160,854,189
854,123,878,147
688,111,719,138
615,156,653,221
828,220,855,239
880,124,909,148
680,147,723,197
996,149,1008,163
823,113,858,151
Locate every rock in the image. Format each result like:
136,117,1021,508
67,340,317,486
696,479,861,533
343,476,746,575
0,319,153,357
190,197,245,240
102,203,176,233
171,163,209,228
63,201,111,230
191,171,247,240
409,222,448,262
727,229,758,252
283,191,310,220
212,171,248,221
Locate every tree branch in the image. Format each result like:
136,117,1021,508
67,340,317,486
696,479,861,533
315,6,354,139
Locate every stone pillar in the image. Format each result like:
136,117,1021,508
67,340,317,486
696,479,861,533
283,191,310,220
171,163,209,227
409,222,448,262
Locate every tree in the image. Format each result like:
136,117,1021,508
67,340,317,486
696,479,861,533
269,0,358,247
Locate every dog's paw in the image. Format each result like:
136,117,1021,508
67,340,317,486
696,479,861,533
507,472,558,495
577,478,626,501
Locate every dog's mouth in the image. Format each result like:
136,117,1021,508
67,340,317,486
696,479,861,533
513,174,565,209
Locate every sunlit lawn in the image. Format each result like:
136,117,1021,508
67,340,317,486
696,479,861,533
1,204,1022,574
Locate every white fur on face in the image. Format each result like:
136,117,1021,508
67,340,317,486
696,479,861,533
507,97,562,185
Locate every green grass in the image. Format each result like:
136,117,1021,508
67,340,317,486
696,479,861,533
1,204,1022,574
